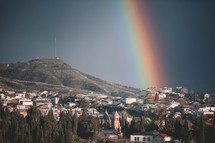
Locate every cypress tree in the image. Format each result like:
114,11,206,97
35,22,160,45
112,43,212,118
65,120,72,143
183,120,191,143
212,112,215,143
72,113,78,135
199,116,205,143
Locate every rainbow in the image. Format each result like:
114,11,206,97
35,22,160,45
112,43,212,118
110,0,165,89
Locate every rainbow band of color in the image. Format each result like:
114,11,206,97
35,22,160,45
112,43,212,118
112,0,163,89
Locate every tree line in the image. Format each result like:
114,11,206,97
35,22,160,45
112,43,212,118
0,103,99,143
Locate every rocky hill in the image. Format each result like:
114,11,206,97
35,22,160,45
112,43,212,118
0,59,140,96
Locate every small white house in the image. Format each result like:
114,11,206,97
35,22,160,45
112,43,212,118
143,104,155,111
125,98,136,104
167,101,180,109
0,93,6,100
160,87,172,94
158,93,166,100
21,101,33,106
84,108,99,116
130,132,154,142
67,102,78,108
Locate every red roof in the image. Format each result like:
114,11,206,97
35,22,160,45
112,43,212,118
205,122,212,126
55,111,60,114
147,95,155,99
160,134,170,138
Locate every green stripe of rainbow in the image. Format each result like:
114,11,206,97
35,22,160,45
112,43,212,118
111,0,164,89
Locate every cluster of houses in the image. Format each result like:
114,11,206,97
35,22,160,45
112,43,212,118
0,86,215,142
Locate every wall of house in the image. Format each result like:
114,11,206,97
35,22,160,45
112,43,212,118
130,135,153,142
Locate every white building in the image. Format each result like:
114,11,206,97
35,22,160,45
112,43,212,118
204,93,210,101
98,94,108,99
67,102,78,108
130,132,154,143
16,90,26,98
51,96,59,105
131,132,171,143
0,93,6,100
143,104,156,111
160,87,172,94
28,92,39,98
167,101,180,109
84,108,99,116
125,98,136,104
21,100,33,106
158,93,166,100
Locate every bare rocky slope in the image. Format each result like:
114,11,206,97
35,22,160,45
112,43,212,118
0,59,140,96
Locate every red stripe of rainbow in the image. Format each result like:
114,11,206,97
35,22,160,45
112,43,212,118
115,0,164,89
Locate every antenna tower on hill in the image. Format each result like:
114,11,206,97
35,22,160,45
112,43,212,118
54,37,57,58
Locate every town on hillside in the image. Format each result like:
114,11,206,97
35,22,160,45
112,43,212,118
0,86,215,143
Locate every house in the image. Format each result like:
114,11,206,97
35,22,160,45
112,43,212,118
126,116,133,124
131,132,171,143
16,90,26,98
102,99,113,106
154,134,171,143
142,104,156,111
0,93,6,100
67,102,78,108
125,98,136,104
6,94,16,101
158,93,166,100
97,94,108,99
50,96,59,105
102,129,120,139
84,108,99,116
52,108,61,121
167,101,180,109
28,92,39,98
147,95,156,103
160,87,172,94
71,107,82,116
130,132,155,142
40,90,48,95
6,91,15,95
146,87,157,94
20,98,33,106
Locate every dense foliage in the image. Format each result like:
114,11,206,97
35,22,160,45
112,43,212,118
0,103,99,143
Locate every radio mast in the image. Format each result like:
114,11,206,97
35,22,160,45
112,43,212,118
54,37,57,58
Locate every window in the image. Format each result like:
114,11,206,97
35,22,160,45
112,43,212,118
134,136,140,141
148,137,150,141
143,137,146,141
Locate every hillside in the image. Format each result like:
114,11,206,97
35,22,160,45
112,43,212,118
0,59,140,96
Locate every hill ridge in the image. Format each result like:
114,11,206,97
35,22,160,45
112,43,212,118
0,58,140,96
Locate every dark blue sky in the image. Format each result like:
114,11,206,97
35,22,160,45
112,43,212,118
0,0,215,93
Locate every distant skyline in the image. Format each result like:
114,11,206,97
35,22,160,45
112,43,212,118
0,0,215,93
